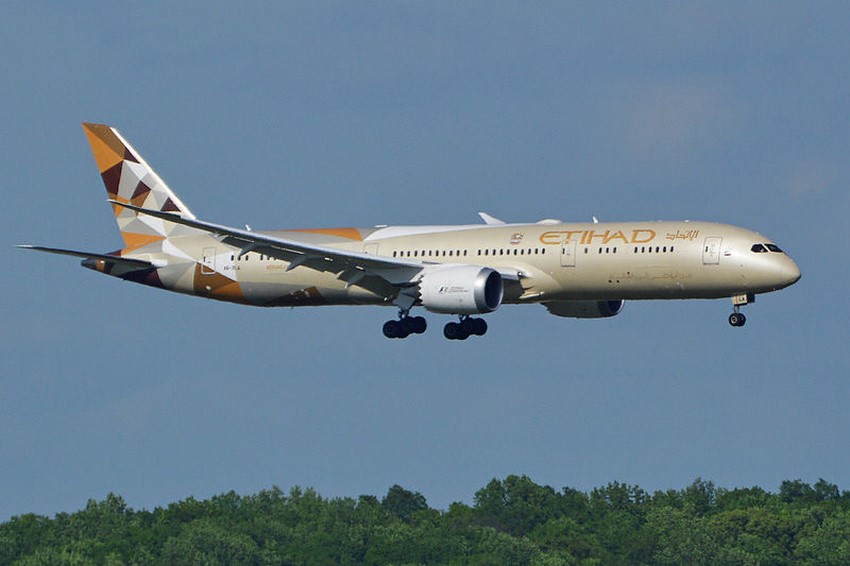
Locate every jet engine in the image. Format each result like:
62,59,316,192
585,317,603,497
543,300,624,318
418,266,503,314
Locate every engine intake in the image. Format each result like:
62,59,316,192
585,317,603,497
419,266,503,314
543,300,624,319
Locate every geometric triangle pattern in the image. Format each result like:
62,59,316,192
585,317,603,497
82,123,198,250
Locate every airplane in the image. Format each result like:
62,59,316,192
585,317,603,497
20,123,801,340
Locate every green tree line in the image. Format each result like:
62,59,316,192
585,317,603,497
2,476,849,565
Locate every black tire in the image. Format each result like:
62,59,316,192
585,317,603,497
400,317,416,335
729,313,746,327
460,318,475,337
444,322,468,340
383,320,402,338
472,318,488,336
412,316,427,334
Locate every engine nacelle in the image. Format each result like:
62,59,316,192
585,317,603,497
418,266,503,314
543,300,624,319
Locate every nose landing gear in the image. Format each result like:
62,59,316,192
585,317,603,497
729,310,746,327
444,315,488,340
728,293,754,327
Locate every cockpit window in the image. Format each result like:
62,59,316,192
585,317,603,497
765,243,783,253
751,244,768,253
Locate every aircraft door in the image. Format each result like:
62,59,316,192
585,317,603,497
560,240,576,267
201,247,216,274
702,237,722,265
363,243,379,255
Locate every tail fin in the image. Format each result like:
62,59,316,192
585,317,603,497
82,123,196,250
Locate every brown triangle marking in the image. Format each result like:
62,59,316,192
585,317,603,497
161,197,181,212
100,162,123,196
192,264,248,304
82,123,126,173
131,181,152,204
123,147,139,163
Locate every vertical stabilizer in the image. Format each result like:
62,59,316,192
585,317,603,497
82,123,196,250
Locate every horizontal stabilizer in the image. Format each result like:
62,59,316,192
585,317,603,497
17,245,154,269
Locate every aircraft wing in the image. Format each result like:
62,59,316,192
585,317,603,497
110,201,428,303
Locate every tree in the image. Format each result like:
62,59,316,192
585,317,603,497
381,484,428,523
161,519,261,565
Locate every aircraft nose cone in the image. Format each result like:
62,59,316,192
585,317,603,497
780,259,801,287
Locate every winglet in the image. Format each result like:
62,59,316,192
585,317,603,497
478,212,506,225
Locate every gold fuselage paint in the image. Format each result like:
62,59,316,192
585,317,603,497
132,220,798,308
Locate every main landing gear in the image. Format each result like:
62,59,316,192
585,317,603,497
443,315,488,341
381,311,489,340
382,312,427,339
728,293,754,327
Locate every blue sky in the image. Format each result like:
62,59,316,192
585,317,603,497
2,2,848,519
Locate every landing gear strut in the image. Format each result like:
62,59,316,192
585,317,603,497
444,315,488,340
382,310,427,339
728,293,754,327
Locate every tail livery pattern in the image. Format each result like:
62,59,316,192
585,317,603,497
82,123,196,251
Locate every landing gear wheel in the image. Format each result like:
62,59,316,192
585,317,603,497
471,318,488,336
383,319,404,338
411,316,427,334
728,312,746,327
444,321,469,340
400,316,417,336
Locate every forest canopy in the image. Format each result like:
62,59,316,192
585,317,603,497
3,476,849,565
